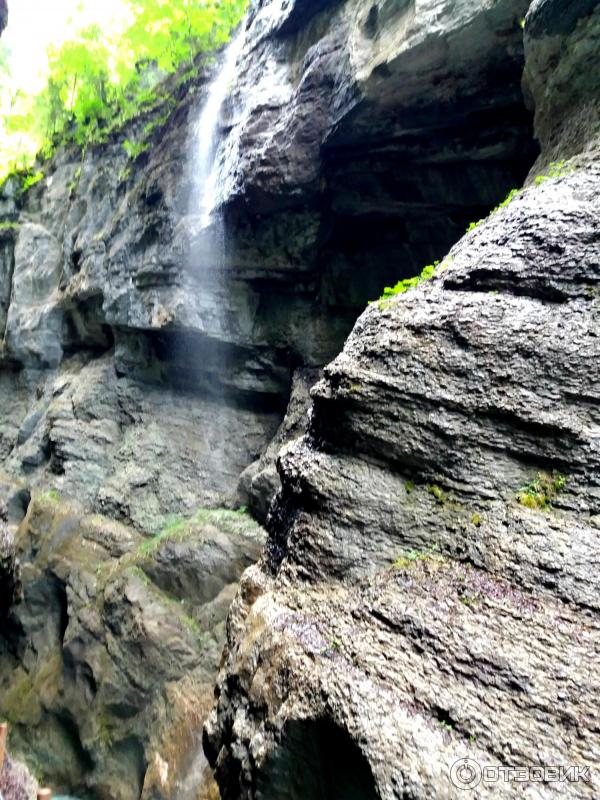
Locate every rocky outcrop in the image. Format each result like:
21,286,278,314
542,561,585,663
0,491,265,799
238,367,321,523
0,76,284,530
0,0,6,36
1,0,595,796
205,1,600,798
0,0,537,525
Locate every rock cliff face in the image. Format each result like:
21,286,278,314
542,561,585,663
205,1,600,798
0,0,536,526
1,0,597,797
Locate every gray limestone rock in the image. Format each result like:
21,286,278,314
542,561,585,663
205,2,600,798
0,0,538,524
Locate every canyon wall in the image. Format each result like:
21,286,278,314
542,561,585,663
0,0,536,527
205,0,600,798
2,0,598,797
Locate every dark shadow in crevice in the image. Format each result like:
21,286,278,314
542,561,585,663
256,718,380,800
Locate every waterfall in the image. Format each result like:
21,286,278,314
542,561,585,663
194,29,245,230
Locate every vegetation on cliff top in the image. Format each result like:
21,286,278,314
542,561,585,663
0,0,248,183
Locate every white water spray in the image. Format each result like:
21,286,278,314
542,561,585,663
195,30,245,229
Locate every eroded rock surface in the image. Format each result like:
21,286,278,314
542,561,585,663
0,493,265,800
1,0,597,797
0,0,536,524
0,753,38,800
205,2,600,798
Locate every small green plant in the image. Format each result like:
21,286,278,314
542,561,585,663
21,171,45,192
470,512,482,527
516,472,567,511
427,484,446,505
142,107,174,139
459,592,480,607
117,166,132,183
68,165,83,195
534,160,572,185
519,18,525,29
123,139,151,160
0,221,19,233
393,546,445,570
376,259,452,306
467,188,521,232
38,488,60,504
405,480,415,495
138,506,257,560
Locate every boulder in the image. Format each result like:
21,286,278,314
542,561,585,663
0,496,265,799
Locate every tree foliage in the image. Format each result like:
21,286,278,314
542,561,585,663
0,0,248,182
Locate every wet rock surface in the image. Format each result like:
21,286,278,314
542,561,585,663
205,2,600,798
0,493,265,800
0,0,598,797
0,0,537,523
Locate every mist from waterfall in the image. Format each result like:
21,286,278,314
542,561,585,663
177,26,250,501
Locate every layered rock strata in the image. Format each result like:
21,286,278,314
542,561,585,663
205,1,600,797
0,0,536,524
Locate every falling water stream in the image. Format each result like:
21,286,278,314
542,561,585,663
173,30,247,800
194,29,245,232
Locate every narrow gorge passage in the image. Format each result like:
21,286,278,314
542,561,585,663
1,0,599,799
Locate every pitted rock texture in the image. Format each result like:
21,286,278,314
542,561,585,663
0,754,38,800
205,2,600,795
0,493,265,800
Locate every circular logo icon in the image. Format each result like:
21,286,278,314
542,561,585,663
450,758,482,790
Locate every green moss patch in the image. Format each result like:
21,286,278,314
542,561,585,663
516,471,567,511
